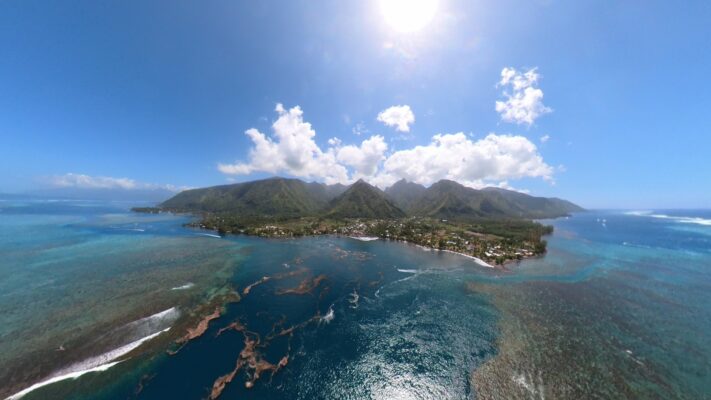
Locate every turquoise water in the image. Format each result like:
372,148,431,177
1,202,710,399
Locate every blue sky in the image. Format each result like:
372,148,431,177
1,0,710,208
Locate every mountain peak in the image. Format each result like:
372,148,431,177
327,179,405,219
159,176,581,221
385,179,427,211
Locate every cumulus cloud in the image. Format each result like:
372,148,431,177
48,173,185,192
377,105,415,132
540,134,550,143
335,135,388,177
218,104,350,184
219,103,554,190
374,133,553,188
495,67,552,126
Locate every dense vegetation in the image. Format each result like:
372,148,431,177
385,179,427,211
326,180,405,219
160,177,581,220
146,177,582,266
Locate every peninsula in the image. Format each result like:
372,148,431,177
135,177,582,266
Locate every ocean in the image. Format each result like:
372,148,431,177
1,200,710,399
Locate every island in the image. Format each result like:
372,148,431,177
136,177,582,267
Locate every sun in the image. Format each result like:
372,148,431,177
379,0,439,33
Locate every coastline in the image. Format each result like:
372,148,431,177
439,249,495,268
134,207,554,268
348,236,379,241
188,222,534,269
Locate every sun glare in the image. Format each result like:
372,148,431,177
379,0,439,33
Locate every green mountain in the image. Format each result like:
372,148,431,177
409,180,582,219
158,176,581,221
384,179,426,211
326,179,406,219
160,177,326,218
481,187,584,218
305,181,348,203
409,180,492,218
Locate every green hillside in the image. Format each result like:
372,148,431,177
160,177,325,218
159,176,582,221
326,179,406,219
409,180,582,220
384,179,427,211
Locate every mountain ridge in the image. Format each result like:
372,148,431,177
327,179,406,219
159,177,582,220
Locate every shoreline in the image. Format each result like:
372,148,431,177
439,249,496,268
189,223,527,269
411,243,496,268
348,236,379,241
138,209,552,268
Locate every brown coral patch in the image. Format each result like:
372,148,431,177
242,276,271,296
275,274,327,295
177,307,221,344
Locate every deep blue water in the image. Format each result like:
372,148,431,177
2,201,710,399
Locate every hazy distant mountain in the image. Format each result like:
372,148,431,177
28,187,176,202
384,179,426,211
159,176,582,220
326,179,405,219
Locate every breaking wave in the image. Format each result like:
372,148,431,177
349,236,379,242
320,305,335,324
625,211,711,226
171,283,195,290
6,327,171,400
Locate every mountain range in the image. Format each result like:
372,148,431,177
160,177,582,220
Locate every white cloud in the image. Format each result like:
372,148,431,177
50,173,137,189
336,135,388,177
495,67,552,126
219,104,554,190
540,134,550,143
377,105,415,132
48,173,185,192
374,133,553,188
218,104,349,184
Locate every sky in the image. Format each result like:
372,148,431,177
1,0,710,208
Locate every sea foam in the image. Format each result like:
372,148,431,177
396,268,419,274
5,327,171,400
196,233,221,238
5,361,123,400
625,211,711,226
320,306,335,324
171,283,195,290
349,236,379,241
440,250,494,268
